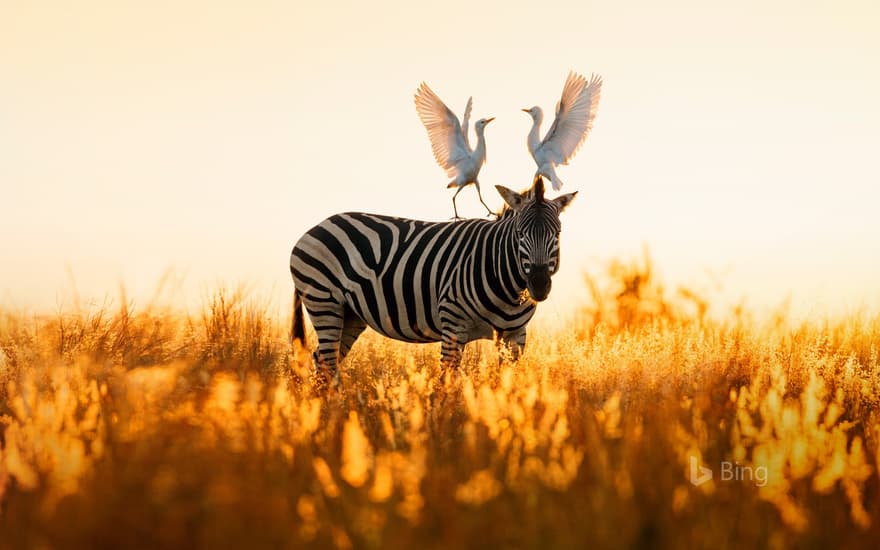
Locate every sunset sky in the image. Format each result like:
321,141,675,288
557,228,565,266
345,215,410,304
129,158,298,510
2,0,879,317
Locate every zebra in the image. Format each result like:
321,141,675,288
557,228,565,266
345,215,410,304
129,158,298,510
289,176,576,383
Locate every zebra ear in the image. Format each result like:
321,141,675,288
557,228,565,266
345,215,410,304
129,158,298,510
552,191,578,212
495,185,527,211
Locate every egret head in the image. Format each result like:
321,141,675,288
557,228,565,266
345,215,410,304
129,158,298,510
495,177,577,302
475,117,495,131
521,106,542,121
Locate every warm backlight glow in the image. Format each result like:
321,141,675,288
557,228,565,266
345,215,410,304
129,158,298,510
1,0,879,315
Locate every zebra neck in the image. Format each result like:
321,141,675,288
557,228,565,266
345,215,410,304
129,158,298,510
488,217,529,303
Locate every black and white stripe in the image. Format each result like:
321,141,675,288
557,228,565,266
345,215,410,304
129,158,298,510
290,177,576,374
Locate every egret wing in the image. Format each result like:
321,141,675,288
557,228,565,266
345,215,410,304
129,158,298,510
540,72,603,165
414,83,470,178
461,96,473,150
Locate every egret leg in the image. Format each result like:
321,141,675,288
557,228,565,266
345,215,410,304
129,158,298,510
474,183,495,218
451,185,465,220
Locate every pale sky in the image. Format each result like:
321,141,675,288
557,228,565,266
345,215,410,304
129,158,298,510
2,0,879,317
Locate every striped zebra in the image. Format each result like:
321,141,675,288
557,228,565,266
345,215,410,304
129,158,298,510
289,177,576,383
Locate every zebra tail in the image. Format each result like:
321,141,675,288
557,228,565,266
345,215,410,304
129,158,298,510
291,290,305,344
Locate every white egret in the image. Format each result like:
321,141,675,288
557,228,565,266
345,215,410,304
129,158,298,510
414,82,495,219
523,72,603,190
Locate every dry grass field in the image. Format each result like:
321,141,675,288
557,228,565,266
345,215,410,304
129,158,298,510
1,260,878,549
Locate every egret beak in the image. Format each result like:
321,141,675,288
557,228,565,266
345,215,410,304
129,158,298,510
521,108,530,113
485,117,496,124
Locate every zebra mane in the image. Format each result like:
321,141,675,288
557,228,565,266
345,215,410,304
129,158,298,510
534,176,545,203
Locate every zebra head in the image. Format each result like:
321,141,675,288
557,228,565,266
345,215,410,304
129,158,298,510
495,177,577,302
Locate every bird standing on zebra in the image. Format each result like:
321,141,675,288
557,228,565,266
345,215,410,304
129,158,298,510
414,82,495,219
290,176,576,388
523,71,603,190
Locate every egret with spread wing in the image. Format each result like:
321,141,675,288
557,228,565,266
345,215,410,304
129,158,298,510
415,83,495,219
523,72,603,190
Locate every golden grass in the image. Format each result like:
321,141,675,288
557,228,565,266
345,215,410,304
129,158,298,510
1,283,879,549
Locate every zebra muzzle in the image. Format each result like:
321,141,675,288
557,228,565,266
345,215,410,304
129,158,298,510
527,265,552,302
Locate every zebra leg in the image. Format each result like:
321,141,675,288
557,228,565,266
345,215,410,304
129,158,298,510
302,300,345,388
338,307,367,363
439,302,467,369
440,332,464,369
497,327,527,362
